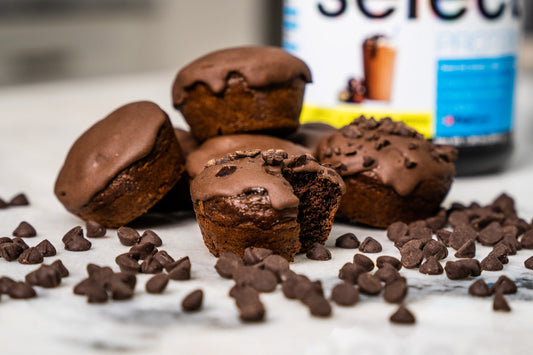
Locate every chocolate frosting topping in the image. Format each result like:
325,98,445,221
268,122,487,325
190,149,345,210
185,134,310,178
172,46,312,106
317,116,456,196
55,101,170,209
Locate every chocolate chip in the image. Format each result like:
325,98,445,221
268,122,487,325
449,224,477,250
73,278,92,295
493,291,511,312
375,264,402,284
140,230,162,247
425,211,447,232
281,272,307,299
8,281,37,299
353,253,374,272
86,282,109,303
306,243,331,261
153,250,175,270
262,149,289,166
362,155,374,167
400,243,423,269
117,226,140,246
521,230,533,249
51,259,69,277
376,256,402,270
0,276,15,294
422,240,448,259
335,233,360,248
330,282,359,306
86,220,106,238
491,275,517,294
12,237,29,250
108,277,134,300
12,221,36,238
468,279,492,297
491,193,516,217
444,259,481,280
383,277,408,303
480,254,503,271
62,226,82,244
419,256,443,275
261,255,289,279
167,256,191,280
215,252,243,279
454,239,475,258
338,262,366,284
35,239,56,257
243,247,273,265
9,193,29,206
87,264,113,285
525,256,533,270
250,269,278,293
215,165,238,177
25,264,61,288
436,229,452,246
294,279,324,301
0,242,24,261
304,293,332,317
115,253,141,274
359,237,382,253
448,210,470,227
129,242,155,260
408,220,431,240
231,285,265,322
489,243,510,264
478,222,503,246
18,247,43,264
140,255,163,274
390,305,416,324
357,273,382,295
182,289,203,312
145,273,169,294
0,237,12,245
0,198,7,208
387,222,408,242
64,232,91,252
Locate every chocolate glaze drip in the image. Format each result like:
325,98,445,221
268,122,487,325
185,134,310,179
55,101,169,209
317,116,457,196
172,46,312,106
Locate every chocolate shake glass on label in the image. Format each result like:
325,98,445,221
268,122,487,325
363,35,395,101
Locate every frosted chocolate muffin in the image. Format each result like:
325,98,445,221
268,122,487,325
190,150,345,261
55,101,184,227
317,116,456,228
186,134,310,179
172,46,312,142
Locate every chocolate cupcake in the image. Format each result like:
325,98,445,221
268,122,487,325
317,116,456,228
172,46,312,142
55,101,184,227
185,134,310,179
190,150,345,261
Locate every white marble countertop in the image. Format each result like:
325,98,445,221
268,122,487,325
1,70,533,355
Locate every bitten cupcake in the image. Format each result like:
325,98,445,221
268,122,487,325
55,101,185,227
172,46,312,142
190,150,345,261
317,116,456,228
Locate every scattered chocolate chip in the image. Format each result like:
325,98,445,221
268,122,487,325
419,256,443,275
115,253,141,274
454,239,476,258
8,281,37,299
0,237,12,245
18,247,43,265
129,242,155,260
108,277,134,300
117,226,140,246
491,275,517,294
12,221,36,238
425,211,447,232
280,272,305,299
87,264,113,285
304,293,332,317
387,222,408,242
436,229,452,246
140,255,163,274
376,256,402,270
73,278,92,295
480,254,503,271
0,242,24,261
86,282,109,303
359,237,382,253
525,256,533,270
243,247,273,265
489,243,510,264
521,230,533,249
9,193,29,206
35,239,56,257
86,221,106,238
338,262,366,284
214,252,243,279
231,286,265,322
153,250,175,270
444,259,481,280
383,277,408,303
0,276,15,294
330,282,359,306
64,233,91,252
306,243,331,261
448,210,470,227
478,222,503,246
145,273,169,294
250,269,278,293
375,264,402,283
138,230,162,247
0,198,7,208
422,240,448,260
25,264,61,288
408,222,432,242
168,256,191,280
62,226,82,244
353,253,374,271
294,278,324,301
357,273,382,295
261,255,289,279
400,243,424,269
182,289,204,312
493,292,511,312
335,233,360,248
12,237,29,250
51,259,69,277
449,224,477,250
468,279,492,297
390,305,416,324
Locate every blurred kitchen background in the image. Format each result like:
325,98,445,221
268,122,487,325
0,0,531,86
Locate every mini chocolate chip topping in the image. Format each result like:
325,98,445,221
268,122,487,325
317,116,456,196
54,101,170,210
172,46,312,106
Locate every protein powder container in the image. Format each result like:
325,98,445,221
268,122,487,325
282,0,523,175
